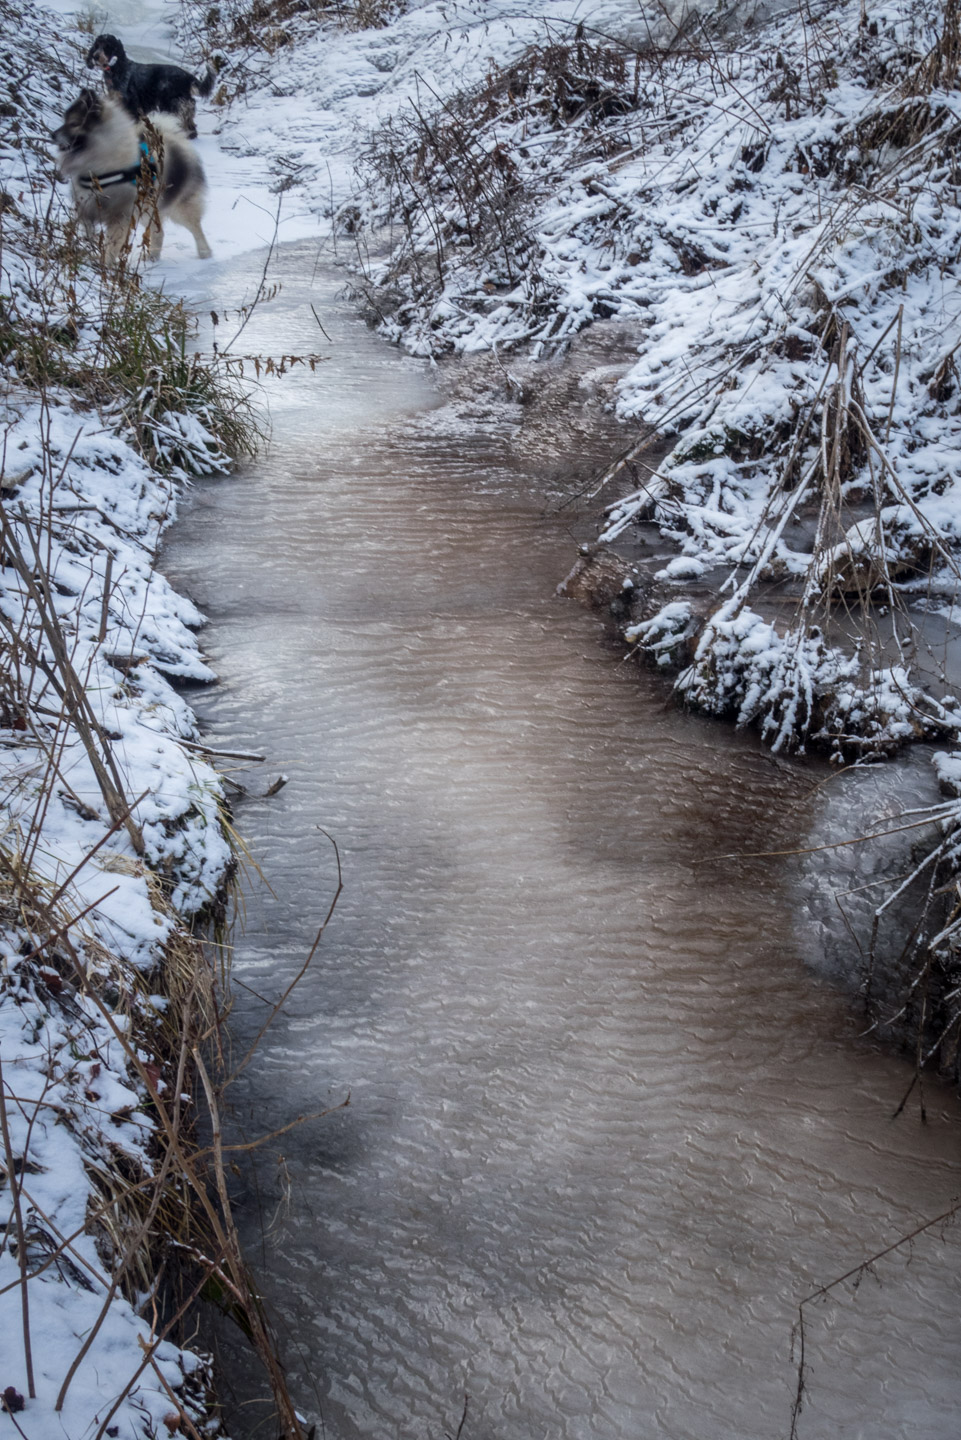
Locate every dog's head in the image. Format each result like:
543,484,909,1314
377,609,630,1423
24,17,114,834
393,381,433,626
52,89,105,170
85,33,124,72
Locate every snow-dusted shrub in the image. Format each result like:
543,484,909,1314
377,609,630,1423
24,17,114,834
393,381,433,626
625,599,699,668
672,601,958,757
354,31,651,354
675,601,833,751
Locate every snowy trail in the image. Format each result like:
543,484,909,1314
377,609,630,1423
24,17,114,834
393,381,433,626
46,0,324,269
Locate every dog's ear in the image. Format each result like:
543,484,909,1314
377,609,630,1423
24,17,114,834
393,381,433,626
78,88,102,118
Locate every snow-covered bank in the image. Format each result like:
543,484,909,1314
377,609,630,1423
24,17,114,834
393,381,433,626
0,4,273,1434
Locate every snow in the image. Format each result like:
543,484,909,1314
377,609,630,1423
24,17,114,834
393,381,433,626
8,0,961,1428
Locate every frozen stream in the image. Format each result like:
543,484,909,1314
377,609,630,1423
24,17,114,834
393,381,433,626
165,243,961,1440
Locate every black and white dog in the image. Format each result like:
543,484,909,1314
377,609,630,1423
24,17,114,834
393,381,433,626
53,88,212,262
86,33,215,139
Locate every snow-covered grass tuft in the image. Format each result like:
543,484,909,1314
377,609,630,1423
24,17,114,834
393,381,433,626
2,213,259,478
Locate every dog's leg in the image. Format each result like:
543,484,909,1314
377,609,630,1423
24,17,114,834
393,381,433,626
188,219,212,260
104,219,131,263
178,97,198,139
167,194,212,259
74,190,99,242
143,217,164,261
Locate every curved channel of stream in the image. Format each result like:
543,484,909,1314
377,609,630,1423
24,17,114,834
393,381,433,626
167,242,961,1440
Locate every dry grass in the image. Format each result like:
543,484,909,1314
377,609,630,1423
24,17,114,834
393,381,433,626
1,209,260,476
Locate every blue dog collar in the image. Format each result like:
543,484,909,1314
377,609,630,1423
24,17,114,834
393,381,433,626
78,141,157,190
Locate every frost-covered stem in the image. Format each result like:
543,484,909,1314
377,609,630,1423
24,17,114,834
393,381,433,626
884,304,903,444
825,322,849,494
723,455,815,601
864,836,946,1009
869,903,937,1039
97,550,114,644
861,428,908,668
0,1055,37,1398
851,400,961,582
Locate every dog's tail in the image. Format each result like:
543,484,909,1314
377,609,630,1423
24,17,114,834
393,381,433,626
193,64,216,98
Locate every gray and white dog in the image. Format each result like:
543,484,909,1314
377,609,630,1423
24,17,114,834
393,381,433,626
52,89,212,262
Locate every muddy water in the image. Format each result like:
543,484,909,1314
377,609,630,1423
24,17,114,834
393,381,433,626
166,243,961,1440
